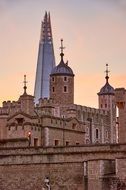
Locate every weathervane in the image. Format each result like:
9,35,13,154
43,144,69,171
23,74,27,95
105,63,110,83
60,39,65,60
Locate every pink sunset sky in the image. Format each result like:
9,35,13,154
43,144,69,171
0,0,126,108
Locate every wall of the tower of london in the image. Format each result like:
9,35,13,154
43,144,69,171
0,93,115,147
0,144,126,190
34,97,113,145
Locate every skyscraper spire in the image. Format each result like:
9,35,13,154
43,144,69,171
40,11,53,43
34,12,55,104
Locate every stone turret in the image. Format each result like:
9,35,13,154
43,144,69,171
50,39,74,105
98,64,116,143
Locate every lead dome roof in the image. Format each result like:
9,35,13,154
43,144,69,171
50,39,74,76
98,64,115,96
98,82,115,95
50,59,74,76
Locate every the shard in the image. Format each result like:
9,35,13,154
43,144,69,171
34,12,55,104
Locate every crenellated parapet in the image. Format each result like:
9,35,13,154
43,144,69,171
38,97,55,106
35,98,55,117
64,104,109,123
0,100,21,116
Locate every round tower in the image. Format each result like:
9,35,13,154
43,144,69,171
98,64,115,110
98,64,116,143
50,39,74,105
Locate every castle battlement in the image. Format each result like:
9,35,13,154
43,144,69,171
74,104,108,115
0,100,21,116
38,98,55,107
2,100,20,108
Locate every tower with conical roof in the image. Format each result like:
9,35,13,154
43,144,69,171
98,64,116,143
50,39,74,105
34,12,55,104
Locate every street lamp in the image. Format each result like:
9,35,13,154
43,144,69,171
28,131,31,146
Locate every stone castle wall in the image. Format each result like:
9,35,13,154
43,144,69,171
0,143,126,190
0,162,84,190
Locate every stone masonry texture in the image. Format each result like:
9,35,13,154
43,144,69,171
0,144,126,190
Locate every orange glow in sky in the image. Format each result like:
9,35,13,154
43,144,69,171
0,0,126,108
